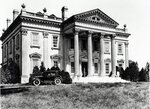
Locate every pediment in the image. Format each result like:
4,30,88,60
74,9,119,27
29,52,41,58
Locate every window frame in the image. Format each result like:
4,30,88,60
118,43,123,55
70,38,74,49
104,41,110,54
16,34,20,50
105,63,110,74
32,58,39,67
9,39,12,54
52,35,59,49
31,32,40,48
71,62,75,73
94,63,98,74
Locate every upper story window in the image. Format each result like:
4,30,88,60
52,35,59,48
32,32,39,46
70,38,74,49
104,41,110,53
16,34,19,50
118,43,123,54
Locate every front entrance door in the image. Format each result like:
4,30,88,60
82,62,88,77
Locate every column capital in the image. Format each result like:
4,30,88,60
72,28,80,35
43,32,49,38
99,33,105,39
110,34,116,39
88,31,93,35
124,42,129,46
21,29,27,35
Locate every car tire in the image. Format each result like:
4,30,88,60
54,77,62,85
32,78,41,86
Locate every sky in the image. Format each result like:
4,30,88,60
0,0,150,69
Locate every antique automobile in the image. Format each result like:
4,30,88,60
29,69,72,86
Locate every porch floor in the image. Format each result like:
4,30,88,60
72,76,130,83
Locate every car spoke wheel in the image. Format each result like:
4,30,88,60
54,78,61,85
32,78,41,86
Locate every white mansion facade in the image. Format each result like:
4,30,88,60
1,6,130,83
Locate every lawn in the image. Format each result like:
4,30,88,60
1,82,149,109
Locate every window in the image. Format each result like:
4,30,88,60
10,40,12,54
16,34,19,49
71,62,75,73
16,34,20,49
6,43,8,58
82,39,87,50
94,63,98,73
3,45,6,58
70,38,74,49
32,32,39,46
104,42,110,53
33,58,39,67
93,40,98,51
105,63,110,74
53,35,58,48
118,43,123,54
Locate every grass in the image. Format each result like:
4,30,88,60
1,82,149,109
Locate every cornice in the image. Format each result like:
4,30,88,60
20,16,61,28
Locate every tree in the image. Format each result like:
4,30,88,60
122,61,139,82
139,62,149,82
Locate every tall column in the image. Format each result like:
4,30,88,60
125,42,129,68
111,34,116,76
88,31,93,76
74,29,80,77
99,33,105,76
43,32,48,69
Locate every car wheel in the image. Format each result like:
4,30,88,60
54,77,61,85
32,78,41,86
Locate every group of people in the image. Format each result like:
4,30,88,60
40,61,60,72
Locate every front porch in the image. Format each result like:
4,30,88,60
72,76,129,83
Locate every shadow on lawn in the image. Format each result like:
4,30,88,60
1,87,29,95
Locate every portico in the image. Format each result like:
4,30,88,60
71,29,117,78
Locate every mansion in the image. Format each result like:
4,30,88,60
1,5,130,83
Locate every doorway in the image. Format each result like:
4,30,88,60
82,62,88,77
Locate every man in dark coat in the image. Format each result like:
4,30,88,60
40,62,46,72
50,61,60,71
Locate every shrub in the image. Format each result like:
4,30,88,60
0,58,20,84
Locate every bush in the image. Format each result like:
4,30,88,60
0,58,20,84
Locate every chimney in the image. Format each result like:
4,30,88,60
6,18,11,28
61,6,68,22
13,9,19,21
